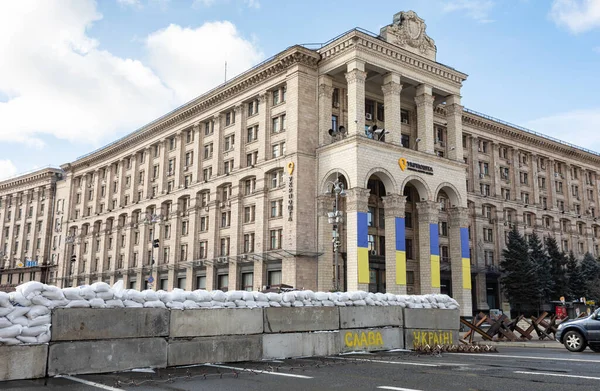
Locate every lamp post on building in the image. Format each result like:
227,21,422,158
143,212,163,287
325,177,347,291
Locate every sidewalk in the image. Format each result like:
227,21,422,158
470,334,563,349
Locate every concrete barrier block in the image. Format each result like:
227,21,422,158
340,327,403,352
168,335,262,366
263,332,340,359
48,338,167,376
263,307,339,333
402,309,460,330
170,308,263,337
51,308,169,341
0,344,48,381
404,328,460,350
339,306,403,329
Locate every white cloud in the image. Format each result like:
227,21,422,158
0,160,18,181
193,0,260,9
550,0,600,33
443,0,495,23
146,22,263,103
523,108,600,154
117,0,142,8
0,1,262,148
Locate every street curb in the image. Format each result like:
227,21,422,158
484,341,563,349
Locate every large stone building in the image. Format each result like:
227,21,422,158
0,168,63,292
2,11,599,315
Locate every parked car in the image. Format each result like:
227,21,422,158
556,308,600,352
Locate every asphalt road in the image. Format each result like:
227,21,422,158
5,346,600,391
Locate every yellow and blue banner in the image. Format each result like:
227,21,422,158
429,223,440,288
357,212,370,284
460,227,471,289
395,217,406,285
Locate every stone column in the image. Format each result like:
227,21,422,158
446,95,463,161
469,136,479,194
253,191,267,291
414,84,435,154
382,194,407,294
381,73,402,145
185,266,194,291
317,195,334,291
531,153,540,208
213,115,223,176
548,158,557,211
318,75,334,146
491,142,501,198
344,61,367,137
345,187,371,291
416,201,440,294
258,92,269,164
228,196,241,290
206,263,216,290
511,148,520,201
448,207,472,315
233,104,244,171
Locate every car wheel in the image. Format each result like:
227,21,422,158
564,330,587,352
589,345,600,353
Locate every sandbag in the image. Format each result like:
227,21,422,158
266,292,282,302
183,300,199,309
26,305,50,320
17,281,44,300
6,307,29,322
17,335,38,344
0,291,11,307
21,325,49,337
28,315,51,327
37,330,51,343
123,300,144,308
143,290,158,302
193,290,211,302
143,300,166,308
11,316,29,327
63,288,83,300
0,317,13,328
89,298,106,308
0,324,22,338
30,295,55,309
105,299,125,308
242,291,254,301
226,291,243,301
65,300,91,308
79,286,96,300
96,290,115,301
41,288,65,301
91,282,111,292
166,302,184,310
211,290,226,302
0,307,14,317
9,291,32,307
0,338,21,345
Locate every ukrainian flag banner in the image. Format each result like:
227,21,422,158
357,212,370,284
429,223,440,288
460,227,471,289
395,217,406,285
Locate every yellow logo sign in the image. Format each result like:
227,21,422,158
398,158,407,171
286,162,295,175
344,331,384,348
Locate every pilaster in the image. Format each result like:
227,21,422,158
381,73,403,146
448,207,472,316
416,201,439,294
345,187,371,291
344,61,367,137
318,76,334,146
317,195,334,291
446,95,463,161
414,84,435,154
382,194,407,294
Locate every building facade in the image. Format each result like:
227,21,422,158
2,11,599,315
0,168,63,292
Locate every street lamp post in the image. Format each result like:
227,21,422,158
325,178,347,291
144,213,163,288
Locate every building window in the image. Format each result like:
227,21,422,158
244,178,256,195
244,206,256,223
204,121,213,136
244,233,255,253
272,114,286,133
268,270,282,286
272,142,286,158
401,134,410,148
401,109,409,124
225,110,235,126
439,221,448,237
248,99,259,116
169,137,176,151
246,151,258,167
271,199,283,217
224,134,235,151
271,170,284,188
221,211,231,228
405,212,413,228
484,250,494,266
199,241,207,259
270,229,282,250
483,228,494,242
203,167,212,181
272,86,285,105
218,274,229,292
204,143,213,160
220,238,230,256
480,183,490,196
242,272,254,291
224,160,234,174
200,216,209,232
185,151,194,167
406,239,414,260
247,126,258,142
163,247,170,263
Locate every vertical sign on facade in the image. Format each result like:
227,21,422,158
429,223,440,288
357,212,370,284
395,217,406,285
460,227,471,289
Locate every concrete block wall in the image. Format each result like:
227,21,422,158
0,307,459,381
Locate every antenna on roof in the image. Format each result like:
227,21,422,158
224,61,227,83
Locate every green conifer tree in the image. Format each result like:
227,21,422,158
500,226,536,314
545,236,567,300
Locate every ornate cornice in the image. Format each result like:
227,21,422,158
0,168,62,194
318,30,467,87
68,46,320,172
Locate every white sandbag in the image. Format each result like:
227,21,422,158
246,301,258,309
266,292,282,302
166,302,184,310
0,292,10,307
143,290,158,302
193,290,212,302
269,301,281,307
282,292,295,303
353,300,367,306
17,335,38,344
254,292,268,302
37,330,51,343
0,307,14,317
242,291,254,301
183,300,199,309
91,282,111,292
123,300,144,308
227,291,244,301
30,295,55,309
0,338,21,345
28,315,51,327
294,291,306,301
315,292,329,301
256,301,270,308
50,299,70,308
63,287,83,300
170,289,186,302
0,324,22,338
79,286,96,300
348,291,363,301
127,290,145,304
344,301,353,306
22,326,50,337
0,317,12,328
9,291,32,307
209,301,224,308
144,300,166,309
17,281,44,300
89,298,106,308
65,300,91,308
291,301,304,307
198,302,213,308
234,300,247,308
302,299,313,306
26,305,50,320
312,301,323,307
105,299,125,308
41,288,65,301
322,300,335,307
385,293,396,302
96,290,115,301
280,302,291,307
365,298,375,306
7,307,29,322
304,290,316,301
211,290,227,302
223,302,236,308
328,292,339,302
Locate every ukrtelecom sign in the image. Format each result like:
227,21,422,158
398,158,434,175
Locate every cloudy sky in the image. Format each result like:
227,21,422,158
0,0,599,180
